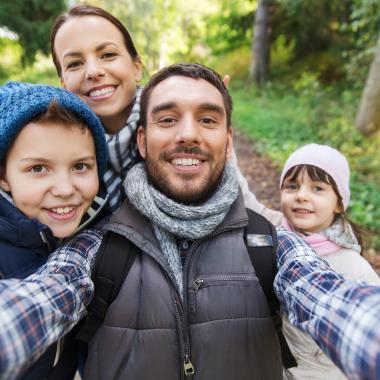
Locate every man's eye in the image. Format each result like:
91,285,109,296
200,117,216,124
157,117,177,126
30,165,47,173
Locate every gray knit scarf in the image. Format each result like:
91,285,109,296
103,87,142,213
124,161,239,296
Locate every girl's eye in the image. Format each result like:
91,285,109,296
284,183,298,190
314,185,325,192
30,165,47,173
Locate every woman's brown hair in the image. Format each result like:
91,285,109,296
51,4,140,76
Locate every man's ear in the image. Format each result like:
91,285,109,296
226,127,233,160
137,126,147,158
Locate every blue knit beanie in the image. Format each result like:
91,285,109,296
0,81,107,177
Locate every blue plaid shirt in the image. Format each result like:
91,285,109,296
0,227,379,379
0,229,103,380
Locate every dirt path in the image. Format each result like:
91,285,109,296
233,130,380,272
233,130,281,210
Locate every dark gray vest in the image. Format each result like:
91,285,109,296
84,198,282,380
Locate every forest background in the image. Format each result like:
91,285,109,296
0,0,379,252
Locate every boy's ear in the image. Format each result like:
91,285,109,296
137,126,147,159
0,169,10,192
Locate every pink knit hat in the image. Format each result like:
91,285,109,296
280,143,350,210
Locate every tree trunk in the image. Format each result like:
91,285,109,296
250,0,270,86
355,36,380,135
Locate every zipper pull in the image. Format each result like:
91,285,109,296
184,354,195,376
193,279,204,293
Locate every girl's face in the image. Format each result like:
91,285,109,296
281,168,341,234
54,16,142,134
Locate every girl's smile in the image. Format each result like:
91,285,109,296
281,169,340,234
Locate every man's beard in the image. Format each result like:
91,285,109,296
145,147,227,205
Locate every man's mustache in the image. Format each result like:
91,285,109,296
160,147,213,161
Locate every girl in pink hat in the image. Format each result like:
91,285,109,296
279,143,380,380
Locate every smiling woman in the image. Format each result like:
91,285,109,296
50,4,143,212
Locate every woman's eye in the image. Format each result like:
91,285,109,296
30,165,47,173
101,52,117,59
67,61,82,69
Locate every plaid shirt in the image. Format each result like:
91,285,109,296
275,227,380,380
0,227,379,379
0,229,103,380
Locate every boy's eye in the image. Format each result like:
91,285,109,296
73,163,89,172
30,165,47,173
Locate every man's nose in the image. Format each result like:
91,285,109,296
174,116,201,145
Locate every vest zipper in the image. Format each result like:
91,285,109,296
193,274,257,293
177,222,249,377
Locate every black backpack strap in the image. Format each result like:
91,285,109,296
76,231,137,343
244,208,297,369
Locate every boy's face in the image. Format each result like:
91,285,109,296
0,121,99,238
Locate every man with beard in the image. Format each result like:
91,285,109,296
78,63,377,380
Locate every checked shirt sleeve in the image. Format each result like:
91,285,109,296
275,227,380,380
0,228,103,380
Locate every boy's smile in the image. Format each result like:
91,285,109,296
0,122,99,238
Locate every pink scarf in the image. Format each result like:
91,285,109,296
281,218,341,256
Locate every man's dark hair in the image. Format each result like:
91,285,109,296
140,63,233,128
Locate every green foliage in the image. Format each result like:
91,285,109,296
0,0,66,66
231,80,380,247
0,37,22,81
204,0,254,56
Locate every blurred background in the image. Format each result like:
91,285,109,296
0,0,379,252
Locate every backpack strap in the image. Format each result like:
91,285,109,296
244,208,297,369
76,231,138,343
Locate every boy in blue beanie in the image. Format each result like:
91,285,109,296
0,81,108,379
